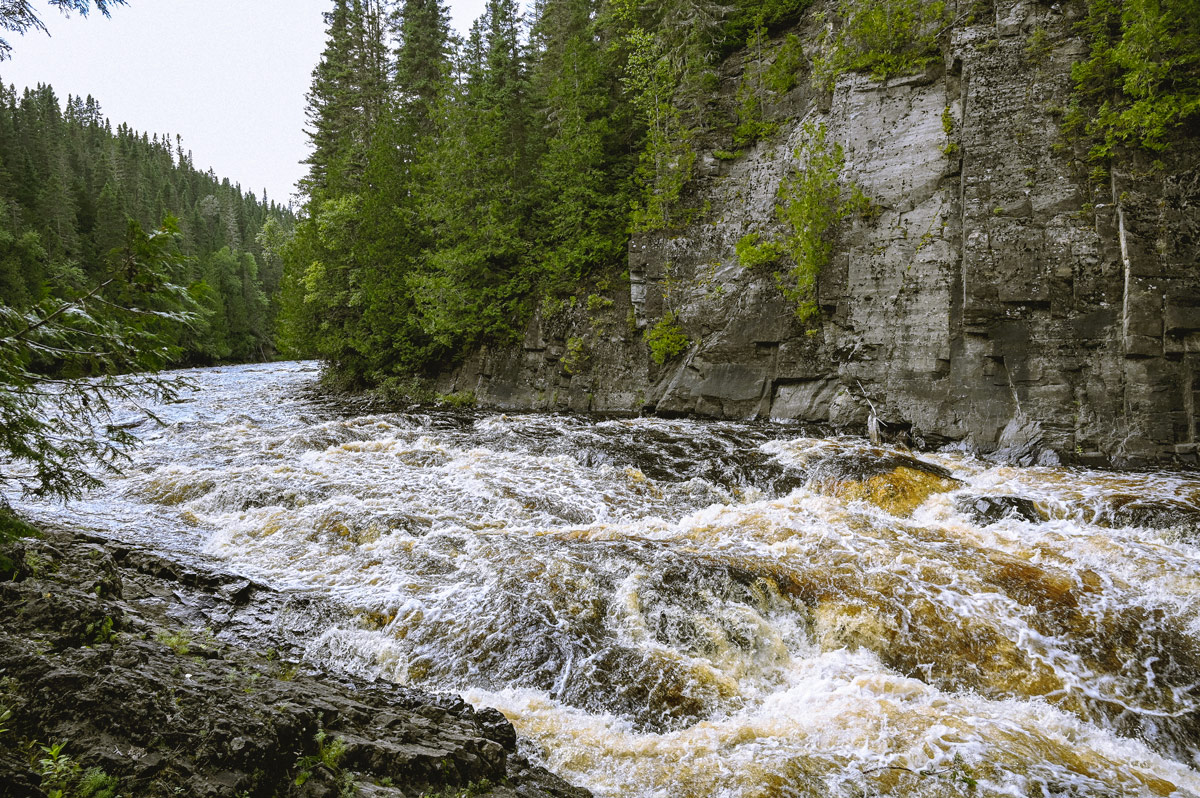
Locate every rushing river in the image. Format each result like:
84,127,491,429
9,361,1200,797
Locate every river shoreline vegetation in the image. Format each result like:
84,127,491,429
281,0,1199,395
0,80,295,524
0,1,297,518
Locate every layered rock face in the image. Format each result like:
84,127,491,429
0,528,590,798
437,0,1199,466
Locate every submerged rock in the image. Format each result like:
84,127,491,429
0,528,590,798
955,495,1045,525
805,448,961,517
1090,496,1200,541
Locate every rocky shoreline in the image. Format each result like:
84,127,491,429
0,525,590,798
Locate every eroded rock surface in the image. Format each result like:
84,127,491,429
0,528,590,798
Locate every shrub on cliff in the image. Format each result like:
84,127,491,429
644,312,691,364
1068,0,1200,157
812,0,949,89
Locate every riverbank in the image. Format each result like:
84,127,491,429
0,523,590,798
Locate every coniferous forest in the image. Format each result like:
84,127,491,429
0,81,293,367
282,0,819,387
282,0,1199,391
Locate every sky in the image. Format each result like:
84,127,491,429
0,0,488,208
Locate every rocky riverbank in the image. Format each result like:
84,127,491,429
0,524,590,798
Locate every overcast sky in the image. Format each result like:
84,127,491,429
0,0,489,208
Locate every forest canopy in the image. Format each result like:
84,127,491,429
0,82,293,366
284,0,1200,390
280,0,817,388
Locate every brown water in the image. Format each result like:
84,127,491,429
10,361,1200,797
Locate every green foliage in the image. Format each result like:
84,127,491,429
586,294,614,312
941,104,959,155
0,84,291,368
765,33,805,93
1067,0,1200,158
813,0,949,90
772,123,868,321
295,729,352,792
0,1,125,59
0,219,197,499
725,0,814,43
644,312,690,364
1025,25,1051,62
713,149,742,160
736,232,784,269
84,616,115,646
37,743,121,798
625,27,699,232
156,628,191,656
0,502,38,544
435,391,476,409
733,22,780,146
562,335,588,374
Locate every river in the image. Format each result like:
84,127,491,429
9,361,1200,797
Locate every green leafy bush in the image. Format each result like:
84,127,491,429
38,743,120,798
156,629,191,656
644,313,690,364
735,233,784,269
766,34,805,93
435,391,476,409
941,104,958,155
772,123,871,321
586,294,614,312
561,335,588,374
1067,0,1200,157
813,0,948,90
0,219,193,501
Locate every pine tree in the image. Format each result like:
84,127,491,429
529,0,631,295
392,0,451,129
0,1,127,60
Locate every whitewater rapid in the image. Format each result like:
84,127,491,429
9,361,1200,797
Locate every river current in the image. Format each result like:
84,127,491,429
9,361,1200,797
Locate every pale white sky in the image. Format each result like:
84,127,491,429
0,0,488,208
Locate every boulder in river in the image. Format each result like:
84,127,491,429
805,448,961,517
955,495,1046,525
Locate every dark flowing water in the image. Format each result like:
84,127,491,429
9,361,1200,797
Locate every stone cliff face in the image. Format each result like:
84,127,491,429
436,0,1200,466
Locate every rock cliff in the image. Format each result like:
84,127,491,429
435,0,1199,467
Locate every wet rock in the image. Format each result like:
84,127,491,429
0,529,590,798
986,414,1052,468
1088,496,1200,541
955,495,1045,524
806,448,961,517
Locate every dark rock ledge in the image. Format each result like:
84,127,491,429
0,526,590,798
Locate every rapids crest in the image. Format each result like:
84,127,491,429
11,362,1200,797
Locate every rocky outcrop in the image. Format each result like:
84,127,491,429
0,528,590,798
434,0,1199,467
